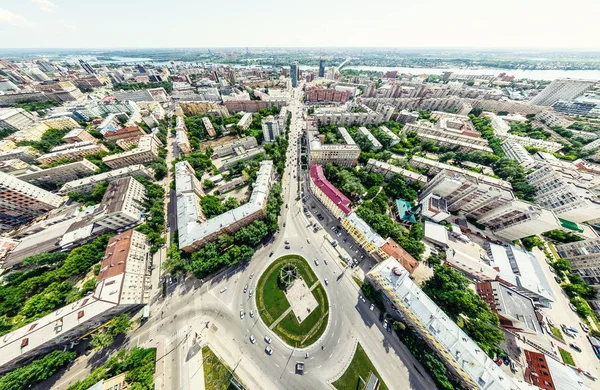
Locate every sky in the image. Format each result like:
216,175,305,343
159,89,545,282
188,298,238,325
1,0,600,49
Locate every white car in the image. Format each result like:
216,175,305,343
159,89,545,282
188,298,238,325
265,346,273,355
314,259,319,266
249,335,256,344
220,287,228,293
240,310,245,319
324,279,329,285
370,303,375,311
250,310,254,318
324,259,328,265
264,336,272,344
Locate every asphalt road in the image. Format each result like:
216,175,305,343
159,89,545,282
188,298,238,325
49,85,435,390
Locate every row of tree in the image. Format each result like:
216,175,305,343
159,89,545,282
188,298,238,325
135,178,166,253
0,350,76,390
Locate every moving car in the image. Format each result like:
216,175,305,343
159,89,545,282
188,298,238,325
264,336,272,344
249,335,256,344
314,259,319,266
269,251,274,257
244,285,248,293
295,361,305,375
265,346,273,355
240,310,245,319
220,287,228,293
324,259,328,265
250,310,254,318
324,279,329,285
569,343,582,352
249,289,254,297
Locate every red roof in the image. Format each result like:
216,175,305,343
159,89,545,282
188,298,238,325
97,230,134,282
380,238,419,274
309,165,351,215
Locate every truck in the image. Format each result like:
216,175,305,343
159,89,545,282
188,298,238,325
295,361,304,375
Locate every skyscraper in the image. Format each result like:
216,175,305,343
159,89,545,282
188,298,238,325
290,61,299,87
318,59,325,78
79,59,96,75
530,78,596,106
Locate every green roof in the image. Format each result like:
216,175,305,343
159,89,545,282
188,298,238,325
395,199,417,224
559,218,584,233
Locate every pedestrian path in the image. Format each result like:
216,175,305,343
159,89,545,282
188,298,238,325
269,307,293,329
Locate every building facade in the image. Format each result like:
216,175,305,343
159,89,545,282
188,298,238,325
102,134,161,169
530,79,596,106
261,115,281,143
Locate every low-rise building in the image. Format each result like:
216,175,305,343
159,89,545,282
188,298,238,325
378,126,400,146
364,159,428,184
476,281,541,334
102,134,161,169
342,212,389,262
62,128,97,144
36,142,109,165
357,127,382,150
216,177,247,194
175,128,192,154
502,141,537,169
309,164,352,219
523,350,588,390
0,107,37,132
202,117,216,138
0,229,151,375
237,112,252,130
0,146,39,163
307,126,361,167
41,116,80,130
0,159,30,174
262,115,281,143
178,160,274,252
220,147,265,171
419,193,450,222
536,110,573,128
367,258,526,389
103,125,147,142
93,177,146,231
16,159,99,186
58,164,154,195
213,137,258,158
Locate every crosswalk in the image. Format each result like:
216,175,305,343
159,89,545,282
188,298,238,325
149,326,191,345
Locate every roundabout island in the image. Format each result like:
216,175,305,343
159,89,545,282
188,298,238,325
255,255,329,348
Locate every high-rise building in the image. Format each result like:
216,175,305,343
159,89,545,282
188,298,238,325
78,59,96,75
318,59,325,78
261,115,281,143
556,239,600,286
93,177,146,231
530,78,596,106
290,61,299,87
0,171,64,231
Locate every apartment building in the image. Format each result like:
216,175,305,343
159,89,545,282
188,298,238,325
556,239,600,287
212,136,258,158
367,259,525,390
307,127,361,167
410,156,513,188
103,134,161,169
357,127,382,150
58,165,154,195
220,147,265,171
309,164,352,219
475,199,561,240
403,121,491,152
0,229,150,375
364,159,428,184
419,193,450,222
17,159,99,186
237,112,252,130
0,140,16,152
0,171,64,232
175,128,192,154
216,177,247,194
378,126,400,146
0,146,40,163
476,281,541,334
103,125,147,142
0,159,29,174
502,141,537,169
395,110,419,124
527,165,600,223
178,160,274,252
342,212,390,262
536,110,573,128
530,79,596,106
419,169,514,220
262,115,281,143
41,116,80,130
62,128,97,144
34,80,83,102
93,177,146,231
202,117,216,138
0,107,36,132
36,142,109,165
224,100,285,114
523,350,588,390
305,88,351,103
9,122,50,143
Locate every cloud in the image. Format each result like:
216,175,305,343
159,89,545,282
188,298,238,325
61,21,76,30
0,8,33,27
32,0,57,12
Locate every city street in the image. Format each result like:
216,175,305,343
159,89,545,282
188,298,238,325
48,84,435,390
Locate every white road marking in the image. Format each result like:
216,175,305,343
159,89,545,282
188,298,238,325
275,363,280,368
318,365,322,368
337,338,341,344
329,353,333,358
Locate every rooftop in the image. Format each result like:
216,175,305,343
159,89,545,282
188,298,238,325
345,212,386,248
309,164,352,215
395,199,418,224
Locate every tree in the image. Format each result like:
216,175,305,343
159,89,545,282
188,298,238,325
201,195,225,218
224,197,239,211
90,329,114,350
0,350,76,390
203,179,216,189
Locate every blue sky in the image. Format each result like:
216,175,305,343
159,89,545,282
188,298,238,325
1,0,599,49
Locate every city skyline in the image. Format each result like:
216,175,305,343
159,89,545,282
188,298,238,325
1,0,600,49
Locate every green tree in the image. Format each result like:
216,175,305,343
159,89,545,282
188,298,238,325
201,195,225,218
0,350,76,390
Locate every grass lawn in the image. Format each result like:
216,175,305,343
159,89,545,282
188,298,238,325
274,283,329,347
559,347,575,366
352,276,363,287
202,346,243,390
548,324,564,341
256,255,328,348
332,343,389,390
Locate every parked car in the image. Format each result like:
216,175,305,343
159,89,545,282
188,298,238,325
569,343,582,352
581,323,590,333
370,303,375,311
324,259,328,265
569,303,578,312
220,287,228,293
269,251,274,257
583,371,598,381
383,319,388,329
554,276,562,283
379,312,384,322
